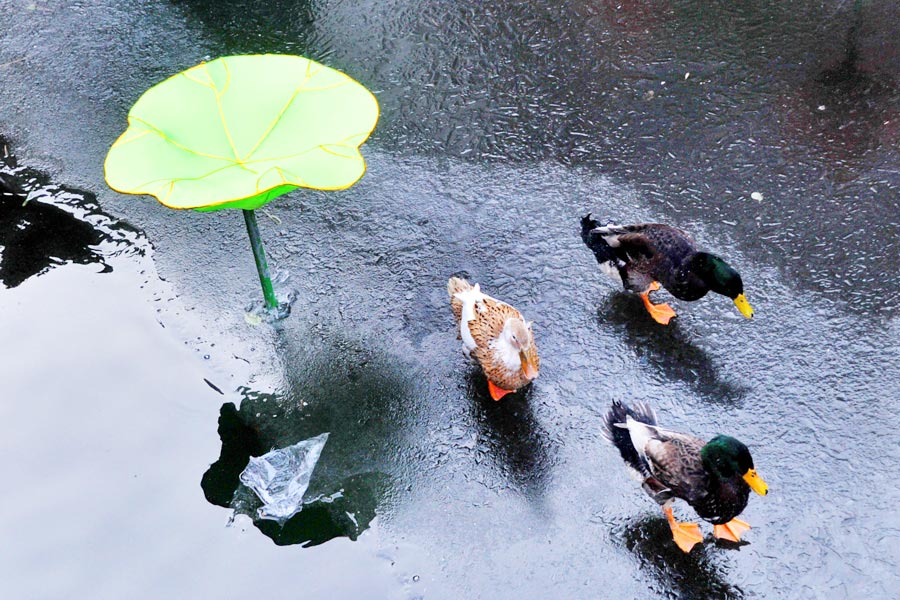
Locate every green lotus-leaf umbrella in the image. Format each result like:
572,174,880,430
104,54,379,310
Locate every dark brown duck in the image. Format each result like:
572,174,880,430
581,214,754,324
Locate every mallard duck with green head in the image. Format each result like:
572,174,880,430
603,400,768,552
580,214,754,324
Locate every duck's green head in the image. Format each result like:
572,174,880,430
701,435,768,496
692,252,754,319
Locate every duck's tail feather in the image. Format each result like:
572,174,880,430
602,400,658,479
448,276,473,325
581,213,599,241
581,213,608,250
581,213,625,280
448,276,472,297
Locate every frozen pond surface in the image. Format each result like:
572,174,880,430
1,1,899,598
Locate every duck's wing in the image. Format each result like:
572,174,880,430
467,298,522,356
616,233,658,267
469,298,535,391
594,225,665,278
448,277,473,330
599,224,694,260
594,223,655,248
643,430,709,503
599,224,700,290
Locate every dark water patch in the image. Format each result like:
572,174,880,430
788,1,900,178
202,397,390,547
252,473,389,547
0,138,143,288
0,190,105,288
816,0,871,91
201,401,266,508
0,149,105,287
201,330,420,546
202,400,388,547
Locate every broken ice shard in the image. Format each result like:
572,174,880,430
239,432,329,523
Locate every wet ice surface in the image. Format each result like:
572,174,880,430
192,156,900,598
1,1,899,599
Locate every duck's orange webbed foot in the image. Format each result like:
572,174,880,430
664,506,703,553
487,379,515,401
713,518,751,542
640,282,677,325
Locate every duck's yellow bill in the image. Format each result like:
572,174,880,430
519,351,539,380
743,468,768,496
734,294,754,319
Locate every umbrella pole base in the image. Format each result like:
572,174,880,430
242,209,279,311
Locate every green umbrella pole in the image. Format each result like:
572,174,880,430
242,209,278,310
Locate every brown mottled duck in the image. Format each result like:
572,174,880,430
448,277,540,400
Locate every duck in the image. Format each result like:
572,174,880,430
448,276,540,400
580,214,754,324
602,400,768,553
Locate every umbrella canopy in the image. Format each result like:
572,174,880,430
104,54,379,211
